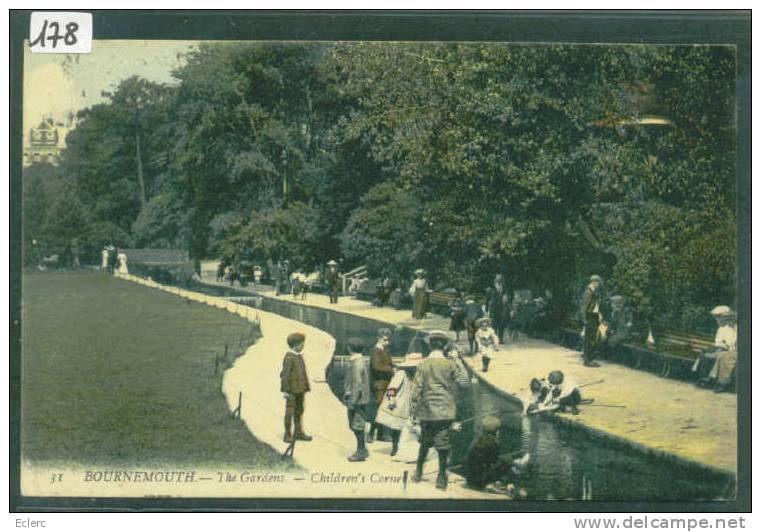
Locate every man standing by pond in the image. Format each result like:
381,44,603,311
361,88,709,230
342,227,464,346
411,330,469,491
486,273,511,343
580,274,605,368
280,332,313,443
325,260,340,304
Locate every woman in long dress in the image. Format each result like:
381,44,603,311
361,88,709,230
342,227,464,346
117,251,129,274
409,269,429,319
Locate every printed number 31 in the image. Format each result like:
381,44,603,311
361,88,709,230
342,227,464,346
30,19,78,48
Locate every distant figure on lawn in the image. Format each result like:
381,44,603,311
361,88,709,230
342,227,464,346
280,332,312,443
580,274,606,367
108,246,119,274
116,250,129,274
325,260,340,304
343,337,371,462
101,247,110,272
409,268,430,319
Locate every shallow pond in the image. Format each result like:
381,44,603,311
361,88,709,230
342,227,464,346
192,283,735,501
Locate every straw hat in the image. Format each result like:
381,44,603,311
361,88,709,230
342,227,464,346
475,316,492,327
426,330,449,343
590,274,603,282
414,268,426,275
327,260,338,266
397,352,424,368
710,305,735,318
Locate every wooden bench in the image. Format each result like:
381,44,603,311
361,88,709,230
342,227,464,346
549,318,715,381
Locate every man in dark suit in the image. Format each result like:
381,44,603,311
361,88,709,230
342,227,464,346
368,328,394,442
280,332,313,442
486,273,511,343
325,260,340,304
580,275,605,367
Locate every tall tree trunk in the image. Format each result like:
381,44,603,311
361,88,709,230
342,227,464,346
135,130,147,208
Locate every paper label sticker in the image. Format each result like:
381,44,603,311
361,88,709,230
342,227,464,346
30,12,92,54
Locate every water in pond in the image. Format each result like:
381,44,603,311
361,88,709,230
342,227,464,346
191,283,735,501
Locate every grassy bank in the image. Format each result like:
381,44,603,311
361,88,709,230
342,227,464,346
21,271,293,470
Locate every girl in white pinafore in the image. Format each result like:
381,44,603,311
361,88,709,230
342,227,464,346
376,352,426,463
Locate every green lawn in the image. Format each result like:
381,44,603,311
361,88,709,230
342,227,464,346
21,271,293,470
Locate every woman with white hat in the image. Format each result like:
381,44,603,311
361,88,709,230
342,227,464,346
409,269,430,319
696,306,737,392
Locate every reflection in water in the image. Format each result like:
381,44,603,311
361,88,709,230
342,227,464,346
193,284,735,501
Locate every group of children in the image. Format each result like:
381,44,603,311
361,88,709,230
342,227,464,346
524,370,583,416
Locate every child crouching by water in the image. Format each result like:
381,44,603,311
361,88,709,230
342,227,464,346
343,337,371,461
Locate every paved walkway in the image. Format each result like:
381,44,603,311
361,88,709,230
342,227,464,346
209,280,737,476
117,274,502,499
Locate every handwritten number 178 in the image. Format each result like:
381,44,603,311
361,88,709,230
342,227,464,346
30,19,79,48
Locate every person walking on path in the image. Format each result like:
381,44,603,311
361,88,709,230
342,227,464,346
343,337,371,462
411,330,469,491
474,317,500,372
580,275,605,367
325,260,340,304
463,295,484,355
368,327,394,443
486,273,511,343
409,269,430,319
449,292,466,342
280,332,313,443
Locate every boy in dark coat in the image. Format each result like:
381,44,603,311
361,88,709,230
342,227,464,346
343,337,371,461
368,328,394,442
280,332,312,442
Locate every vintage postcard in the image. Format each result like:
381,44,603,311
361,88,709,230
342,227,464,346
11,11,750,511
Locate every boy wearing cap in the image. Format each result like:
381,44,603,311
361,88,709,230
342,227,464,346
343,337,371,461
280,332,312,442
411,330,469,490
475,317,500,372
368,328,394,442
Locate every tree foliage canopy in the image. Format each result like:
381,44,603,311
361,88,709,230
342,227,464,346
24,42,736,332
